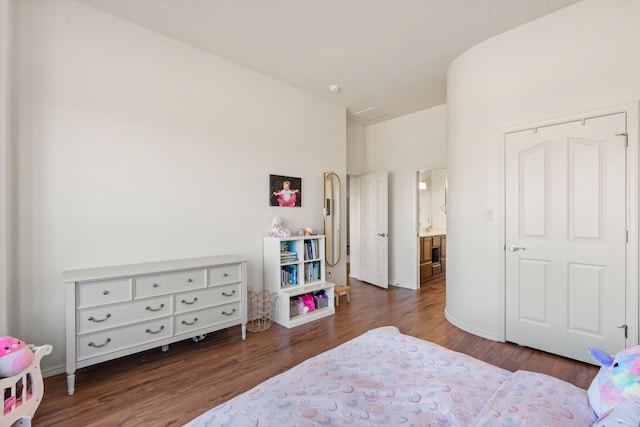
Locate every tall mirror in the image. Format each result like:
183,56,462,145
324,172,341,266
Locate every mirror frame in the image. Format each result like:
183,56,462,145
323,172,341,267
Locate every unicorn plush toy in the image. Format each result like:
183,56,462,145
588,345,640,422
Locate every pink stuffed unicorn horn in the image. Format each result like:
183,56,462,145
588,346,640,418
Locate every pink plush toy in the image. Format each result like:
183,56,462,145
301,294,315,313
4,396,16,415
0,336,33,378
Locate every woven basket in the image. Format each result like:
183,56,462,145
247,290,278,332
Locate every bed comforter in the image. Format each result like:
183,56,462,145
185,326,597,426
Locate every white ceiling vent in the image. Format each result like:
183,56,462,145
353,107,388,121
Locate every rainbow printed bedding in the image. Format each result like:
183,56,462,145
185,326,597,426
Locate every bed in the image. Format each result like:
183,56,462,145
185,326,597,426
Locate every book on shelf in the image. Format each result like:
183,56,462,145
304,261,321,282
281,265,298,286
280,250,298,263
304,239,320,260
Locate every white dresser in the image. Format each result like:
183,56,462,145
64,256,247,395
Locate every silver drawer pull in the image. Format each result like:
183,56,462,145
222,308,236,316
145,326,165,335
146,304,165,312
223,273,229,277
88,313,111,323
187,278,193,283
102,290,110,295
181,318,198,326
153,283,159,288
222,290,236,297
88,338,111,348
181,297,198,305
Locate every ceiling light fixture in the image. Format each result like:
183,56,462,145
328,84,340,93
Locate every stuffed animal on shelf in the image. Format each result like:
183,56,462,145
588,345,640,420
0,336,34,378
270,216,291,238
301,294,315,313
296,227,314,236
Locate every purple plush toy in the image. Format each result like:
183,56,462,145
588,346,640,418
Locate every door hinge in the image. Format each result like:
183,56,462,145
618,324,628,339
616,132,629,147
626,230,629,243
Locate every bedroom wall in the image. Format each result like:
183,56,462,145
364,104,447,289
10,0,346,373
446,0,640,339
347,119,366,176
0,0,12,335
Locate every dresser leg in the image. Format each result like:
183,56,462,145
66,373,75,395
242,324,247,340
161,344,169,352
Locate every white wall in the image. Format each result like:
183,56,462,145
364,104,447,289
347,119,366,176
446,0,640,339
10,0,346,372
0,0,12,335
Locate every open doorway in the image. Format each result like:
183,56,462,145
418,169,447,287
347,175,360,282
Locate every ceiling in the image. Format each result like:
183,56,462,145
79,0,582,124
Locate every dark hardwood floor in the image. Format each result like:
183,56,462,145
35,276,598,426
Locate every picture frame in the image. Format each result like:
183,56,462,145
270,174,302,207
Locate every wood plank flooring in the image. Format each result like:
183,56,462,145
35,277,598,426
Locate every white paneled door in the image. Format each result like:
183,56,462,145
360,171,388,288
505,113,627,364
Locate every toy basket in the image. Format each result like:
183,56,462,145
247,290,278,332
313,291,329,309
290,298,302,318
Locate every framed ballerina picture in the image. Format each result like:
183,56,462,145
270,174,302,207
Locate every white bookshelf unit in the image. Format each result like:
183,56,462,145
264,235,335,328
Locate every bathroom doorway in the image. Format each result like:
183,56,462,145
418,169,447,286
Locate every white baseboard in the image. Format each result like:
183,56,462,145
444,307,501,342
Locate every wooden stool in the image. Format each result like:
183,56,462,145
335,263,351,307
334,284,351,307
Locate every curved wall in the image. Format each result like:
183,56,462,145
446,0,640,340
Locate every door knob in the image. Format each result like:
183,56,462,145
508,245,526,252
377,233,387,237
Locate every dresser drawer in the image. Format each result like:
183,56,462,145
77,278,132,308
208,264,241,286
134,269,205,299
77,317,173,361
175,284,241,314
175,302,241,336
77,296,172,334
